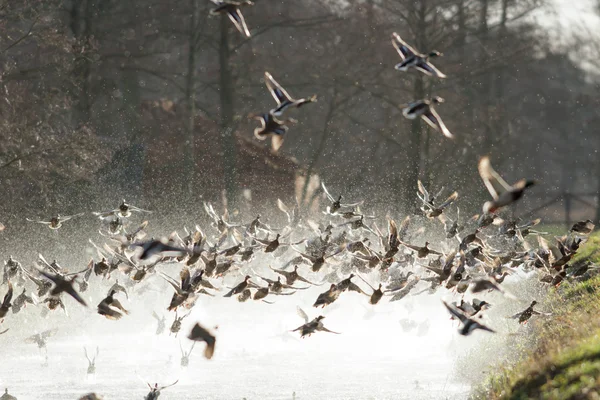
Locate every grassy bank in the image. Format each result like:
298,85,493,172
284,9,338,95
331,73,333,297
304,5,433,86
475,233,600,400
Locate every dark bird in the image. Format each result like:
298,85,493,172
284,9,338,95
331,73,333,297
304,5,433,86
37,268,87,307
511,300,548,324
0,282,13,320
131,239,190,261
392,32,446,78
478,156,535,214
313,284,342,308
270,265,321,286
160,268,197,311
97,290,128,320
224,275,252,297
188,322,217,360
264,71,317,117
357,275,384,305
402,97,453,139
0,388,17,400
252,112,295,152
144,380,179,400
442,301,495,336
570,220,595,235
293,307,340,338
401,241,442,258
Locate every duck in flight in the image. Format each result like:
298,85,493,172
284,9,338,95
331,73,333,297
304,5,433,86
264,71,317,118
209,0,254,37
402,97,453,139
26,213,84,230
391,32,446,78
478,156,535,214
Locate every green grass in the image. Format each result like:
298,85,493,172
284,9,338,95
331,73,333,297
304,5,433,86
475,232,600,400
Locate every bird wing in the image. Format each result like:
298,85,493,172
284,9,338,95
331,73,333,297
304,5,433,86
277,199,292,223
158,379,180,391
26,218,51,225
321,182,336,202
391,32,417,60
3,281,13,305
159,272,185,295
59,212,84,222
227,7,250,37
271,133,285,152
356,274,375,291
438,192,458,210
296,306,309,323
317,325,341,334
265,72,293,105
442,301,468,323
417,180,430,204
422,108,453,139
415,61,446,78
478,156,512,200
128,205,152,213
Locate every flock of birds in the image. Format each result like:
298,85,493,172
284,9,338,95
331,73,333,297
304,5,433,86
0,1,597,399
210,0,455,152
1,156,596,399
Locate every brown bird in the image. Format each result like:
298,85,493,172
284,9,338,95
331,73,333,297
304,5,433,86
188,322,216,359
293,307,340,338
160,268,196,311
224,275,252,297
401,241,442,258
270,265,321,286
313,284,342,308
511,300,549,324
97,290,128,320
357,275,384,305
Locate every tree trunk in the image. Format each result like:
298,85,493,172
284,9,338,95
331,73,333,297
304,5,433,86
479,0,493,152
219,14,238,209
185,0,198,199
70,0,93,126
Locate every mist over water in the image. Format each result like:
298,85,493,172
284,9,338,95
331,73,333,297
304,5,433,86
0,208,539,400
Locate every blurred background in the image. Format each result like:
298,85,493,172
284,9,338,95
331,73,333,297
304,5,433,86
1,0,599,234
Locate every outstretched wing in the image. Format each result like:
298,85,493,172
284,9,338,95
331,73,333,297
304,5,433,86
422,108,453,139
159,272,185,295
442,301,468,323
317,325,341,334
321,182,336,202
26,218,51,225
296,306,309,323
417,180,430,204
265,72,293,105
227,8,250,37
391,32,418,60
271,133,285,152
478,156,512,200
438,192,458,210
415,61,446,78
